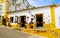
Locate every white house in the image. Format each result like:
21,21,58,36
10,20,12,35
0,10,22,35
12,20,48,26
0,0,60,29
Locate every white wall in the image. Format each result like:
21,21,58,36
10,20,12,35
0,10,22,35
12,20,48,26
9,7,51,24
0,3,6,16
54,5,60,28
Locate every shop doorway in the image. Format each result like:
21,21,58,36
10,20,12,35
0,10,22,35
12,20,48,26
20,16,26,27
36,14,43,27
2,16,6,26
10,17,13,23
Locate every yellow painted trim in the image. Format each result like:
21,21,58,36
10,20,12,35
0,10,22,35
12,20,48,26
44,24,50,28
4,0,8,27
10,23,18,29
0,0,4,3
50,5,55,26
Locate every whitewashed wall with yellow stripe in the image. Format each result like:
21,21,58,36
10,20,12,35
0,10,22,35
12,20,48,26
8,7,51,25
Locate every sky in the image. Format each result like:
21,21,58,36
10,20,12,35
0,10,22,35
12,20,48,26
28,0,60,7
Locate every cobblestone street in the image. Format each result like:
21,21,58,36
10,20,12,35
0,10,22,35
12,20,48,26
0,26,46,38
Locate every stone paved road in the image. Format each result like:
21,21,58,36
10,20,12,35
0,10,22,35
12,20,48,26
0,26,47,38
